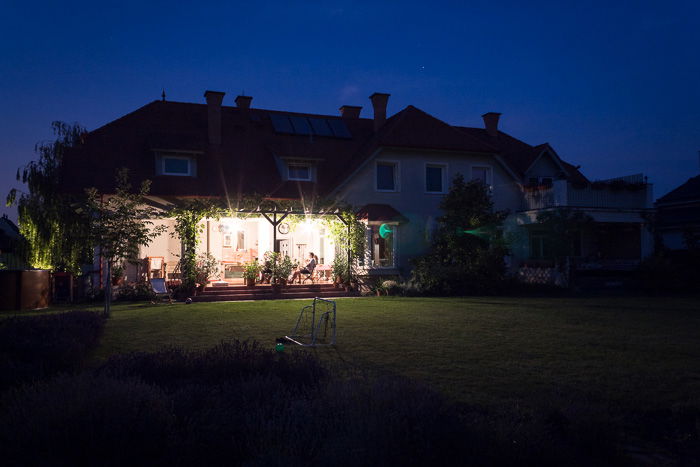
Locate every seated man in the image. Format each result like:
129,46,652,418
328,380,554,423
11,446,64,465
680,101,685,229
291,252,317,284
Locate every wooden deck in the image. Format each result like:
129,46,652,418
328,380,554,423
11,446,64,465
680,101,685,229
192,283,356,302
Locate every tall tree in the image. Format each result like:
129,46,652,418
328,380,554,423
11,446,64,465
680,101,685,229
85,168,166,315
411,174,510,294
6,122,92,273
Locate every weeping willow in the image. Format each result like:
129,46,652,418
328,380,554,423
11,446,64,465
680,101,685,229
6,122,92,274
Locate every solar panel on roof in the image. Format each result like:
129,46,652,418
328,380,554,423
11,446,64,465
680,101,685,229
327,119,351,138
270,114,294,134
309,118,333,137
289,116,312,135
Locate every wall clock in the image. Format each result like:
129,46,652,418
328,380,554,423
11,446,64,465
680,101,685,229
277,222,290,234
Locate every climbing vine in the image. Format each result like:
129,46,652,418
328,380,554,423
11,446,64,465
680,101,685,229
170,199,227,289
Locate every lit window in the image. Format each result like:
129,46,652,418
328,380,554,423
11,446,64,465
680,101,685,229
288,164,311,181
162,157,191,176
376,162,397,191
471,166,492,186
426,165,445,193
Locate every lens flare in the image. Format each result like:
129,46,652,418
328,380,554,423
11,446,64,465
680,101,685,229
379,223,392,239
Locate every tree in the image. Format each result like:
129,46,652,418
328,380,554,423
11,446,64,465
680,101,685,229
85,168,166,315
411,174,510,294
6,122,92,273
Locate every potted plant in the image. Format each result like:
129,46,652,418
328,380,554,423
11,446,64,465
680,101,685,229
331,255,348,288
242,259,260,287
111,264,124,286
194,253,219,293
275,255,294,286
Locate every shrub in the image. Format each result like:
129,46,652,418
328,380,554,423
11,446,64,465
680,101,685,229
116,280,155,301
0,341,635,466
0,374,174,467
0,310,105,391
98,340,327,391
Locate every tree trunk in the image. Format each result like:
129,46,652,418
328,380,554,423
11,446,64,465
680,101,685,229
104,260,111,317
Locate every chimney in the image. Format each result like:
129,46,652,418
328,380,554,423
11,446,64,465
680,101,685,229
235,95,252,109
482,112,501,137
204,90,225,145
369,92,390,131
339,105,362,118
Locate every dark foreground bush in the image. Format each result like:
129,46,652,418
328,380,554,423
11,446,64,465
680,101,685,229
0,310,105,391
0,340,637,466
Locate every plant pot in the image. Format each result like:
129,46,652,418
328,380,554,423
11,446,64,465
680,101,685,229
245,277,256,287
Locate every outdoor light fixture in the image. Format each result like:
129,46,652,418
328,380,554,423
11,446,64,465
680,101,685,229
301,219,315,233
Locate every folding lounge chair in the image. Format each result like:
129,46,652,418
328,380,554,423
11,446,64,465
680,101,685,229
150,278,173,304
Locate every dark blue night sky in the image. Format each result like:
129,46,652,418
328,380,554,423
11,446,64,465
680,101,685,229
2,0,698,221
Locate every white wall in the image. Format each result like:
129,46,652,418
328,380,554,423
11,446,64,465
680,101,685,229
337,148,522,271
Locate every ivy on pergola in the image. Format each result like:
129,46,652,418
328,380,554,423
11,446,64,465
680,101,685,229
167,197,364,286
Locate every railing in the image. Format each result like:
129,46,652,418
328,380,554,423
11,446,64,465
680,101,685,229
521,179,652,211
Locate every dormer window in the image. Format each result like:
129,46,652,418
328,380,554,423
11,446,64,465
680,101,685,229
155,152,198,177
288,163,312,181
163,156,191,176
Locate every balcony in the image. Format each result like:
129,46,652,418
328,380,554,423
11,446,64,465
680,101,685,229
520,175,653,211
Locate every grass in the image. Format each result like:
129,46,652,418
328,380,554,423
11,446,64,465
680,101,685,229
35,295,695,410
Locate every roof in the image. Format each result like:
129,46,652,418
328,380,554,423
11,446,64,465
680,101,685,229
657,175,700,204
356,204,408,223
61,97,590,200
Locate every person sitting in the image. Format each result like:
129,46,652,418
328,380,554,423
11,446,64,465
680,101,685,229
291,252,317,284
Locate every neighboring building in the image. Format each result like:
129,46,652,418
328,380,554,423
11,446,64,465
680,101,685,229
656,174,700,250
0,214,26,269
61,91,653,283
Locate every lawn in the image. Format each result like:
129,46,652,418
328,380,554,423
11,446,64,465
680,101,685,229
71,295,700,409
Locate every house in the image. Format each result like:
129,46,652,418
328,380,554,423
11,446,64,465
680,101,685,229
61,90,654,285
655,174,700,250
0,214,27,270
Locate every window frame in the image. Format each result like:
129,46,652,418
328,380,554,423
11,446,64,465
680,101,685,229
223,233,233,248
162,155,192,176
424,162,448,194
369,223,398,269
375,160,400,192
287,163,312,181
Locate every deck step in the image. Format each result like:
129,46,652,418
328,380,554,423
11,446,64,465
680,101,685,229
192,284,353,302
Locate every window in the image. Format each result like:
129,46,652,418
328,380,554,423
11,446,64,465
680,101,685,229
288,164,311,181
471,166,492,186
162,156,192,176
376,162,397,191
425,164,446,193
528,176,553,187
223,233,233,248
530,233,552,259
236,231,245,250
371,224,396,267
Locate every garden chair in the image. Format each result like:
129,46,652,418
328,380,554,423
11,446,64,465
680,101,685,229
150,278,173,304
301,262,316,284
